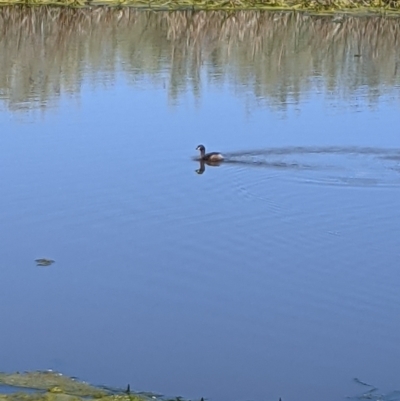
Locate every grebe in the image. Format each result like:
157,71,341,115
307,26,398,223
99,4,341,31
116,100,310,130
196,145,224,162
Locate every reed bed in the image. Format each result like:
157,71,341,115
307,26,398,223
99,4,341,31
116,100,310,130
0,7,399,112
0,0,400,11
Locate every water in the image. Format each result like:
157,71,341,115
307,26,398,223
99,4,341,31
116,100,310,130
1,8,400,401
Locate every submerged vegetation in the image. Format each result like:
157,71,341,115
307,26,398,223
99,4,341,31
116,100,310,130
0,372,203,401
0,372,142,401
0,7,399,113
0,372,163,401
0,372,108,397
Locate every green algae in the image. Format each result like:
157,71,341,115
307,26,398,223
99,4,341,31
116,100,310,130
0,372,147,401
0,392,83,401
0,372,107,398
0,392,147,401
0,372,188,401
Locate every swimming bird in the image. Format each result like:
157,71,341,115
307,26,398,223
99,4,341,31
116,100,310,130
196,144,224,162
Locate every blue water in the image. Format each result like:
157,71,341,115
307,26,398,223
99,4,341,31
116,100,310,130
1,9,400,401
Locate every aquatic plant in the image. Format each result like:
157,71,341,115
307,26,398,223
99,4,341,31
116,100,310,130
0,372,152,401
0,371,108,397
0,372,204,401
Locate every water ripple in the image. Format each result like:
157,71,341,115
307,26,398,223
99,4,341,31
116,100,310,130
194,146,400,188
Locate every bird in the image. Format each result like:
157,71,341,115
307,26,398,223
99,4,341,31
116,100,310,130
196,144,224,162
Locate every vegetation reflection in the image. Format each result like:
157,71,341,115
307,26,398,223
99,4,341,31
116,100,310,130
0,7,399,112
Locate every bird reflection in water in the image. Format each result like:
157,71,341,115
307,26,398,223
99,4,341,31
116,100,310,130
195,159,222,174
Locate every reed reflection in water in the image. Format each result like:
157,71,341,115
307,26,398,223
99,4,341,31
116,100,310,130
0,7,400,112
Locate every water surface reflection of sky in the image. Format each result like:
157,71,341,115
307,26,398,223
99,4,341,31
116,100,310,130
1,10,400,401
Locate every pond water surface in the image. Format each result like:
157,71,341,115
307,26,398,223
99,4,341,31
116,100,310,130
1,8,400,401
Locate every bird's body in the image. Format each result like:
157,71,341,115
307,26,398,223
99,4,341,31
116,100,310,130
196,145,224,162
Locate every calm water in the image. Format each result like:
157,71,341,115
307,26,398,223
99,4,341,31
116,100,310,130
1,8,400,401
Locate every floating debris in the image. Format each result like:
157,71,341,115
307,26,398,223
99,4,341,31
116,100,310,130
35,259,55,267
